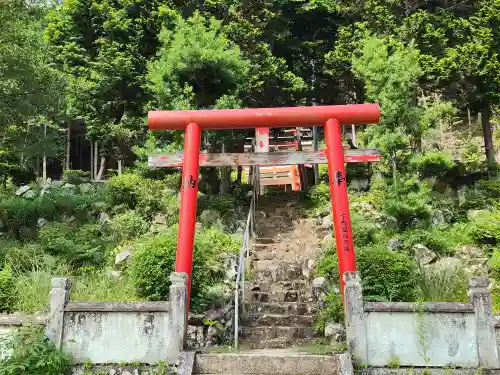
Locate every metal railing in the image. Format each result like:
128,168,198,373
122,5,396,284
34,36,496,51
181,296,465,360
234,166,259,349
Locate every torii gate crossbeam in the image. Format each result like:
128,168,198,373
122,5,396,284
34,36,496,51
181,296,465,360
148,104,380,308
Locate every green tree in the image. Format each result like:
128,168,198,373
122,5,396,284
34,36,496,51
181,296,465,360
0,0,66,183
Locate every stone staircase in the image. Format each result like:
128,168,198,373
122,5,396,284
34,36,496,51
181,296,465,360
239,193,324,350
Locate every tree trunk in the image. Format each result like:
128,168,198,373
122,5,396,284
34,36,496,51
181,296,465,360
90,141,94,180
96,155,106,181
118,159,123,176
42,154,47,181
65,121,71,170
94,141,98,180
468,108,472,137
219,143,231,195
236,167,242,184
42,124,47,181
411,136,422,153
481,104,497,172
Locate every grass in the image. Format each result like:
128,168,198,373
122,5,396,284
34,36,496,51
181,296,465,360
13,260,140,312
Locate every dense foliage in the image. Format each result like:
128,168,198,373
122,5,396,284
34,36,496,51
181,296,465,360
0,326,72,375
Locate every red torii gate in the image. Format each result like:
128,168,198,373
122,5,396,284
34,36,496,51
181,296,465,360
148,104,380,306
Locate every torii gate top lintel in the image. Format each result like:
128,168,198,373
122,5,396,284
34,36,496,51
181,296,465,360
148,103,380,130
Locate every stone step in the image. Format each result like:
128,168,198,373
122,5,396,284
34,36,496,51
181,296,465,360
240,326,315,342
244,313,314,327
251,250,275,260
248,290,304,303
255,237,276,244
194,352,339,375
239,337,315,350
252,261,305,281
247,280,310,294
246,302,316,315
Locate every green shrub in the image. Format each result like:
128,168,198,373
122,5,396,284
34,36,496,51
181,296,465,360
0,326,72,375
108,210,148,243
163,173,181,190
401,224,473,256
0,265,15,313
129,227,239,311
384,183,433,230
346,163,371,181
315,290,344,334
318,164,329,184
357,248,417,301
351,213,381,247
61,169,91,185
0,188,102,236
489,248,500,281
198,194,238,216
107,173,145,208
107,173,171,219
38,222,110,267
475,179,500,199
317,246,417,302
309,184,330,207
471,210,500,245
411,151,455,179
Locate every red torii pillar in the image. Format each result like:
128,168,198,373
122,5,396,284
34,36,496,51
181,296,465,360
148,104,380,308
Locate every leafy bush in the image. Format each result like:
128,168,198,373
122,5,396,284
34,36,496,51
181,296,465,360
38,222,110,267
475,179,500,199
489,248,500,281
107,173,172,219
351,213,382,247
401,225,473,256
357,248,417,301
0,326,72,375
309,184,330,207
317,246,417,302
107,173,145,208
163,173,181,190
129,227,239,311
0,265,15,313
315,290,344,334
198,194,239,216
108,210,148,243
61,169,90,185
471,210,500,245
384,182,433,230
0,188,102,236
411,151,455,179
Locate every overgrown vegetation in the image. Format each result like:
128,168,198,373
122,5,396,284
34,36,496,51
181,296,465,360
0,326,72,375
0,169,246,313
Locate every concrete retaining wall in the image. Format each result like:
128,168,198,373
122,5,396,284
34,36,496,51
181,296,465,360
344,272,500,368
0,272,188,365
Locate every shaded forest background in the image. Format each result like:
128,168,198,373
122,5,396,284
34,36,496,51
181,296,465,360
1,0,499,183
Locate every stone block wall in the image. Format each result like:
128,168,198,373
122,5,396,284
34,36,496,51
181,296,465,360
344,272,500,368
0,272,188,365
